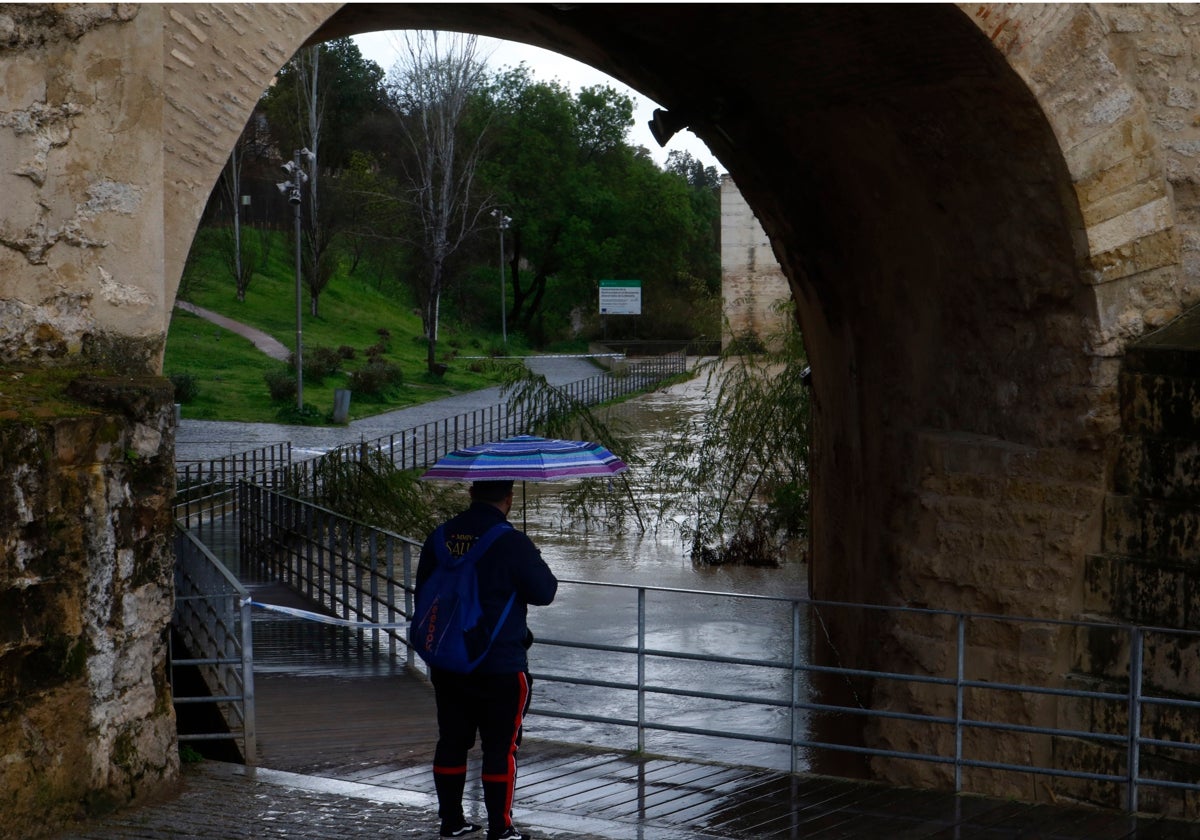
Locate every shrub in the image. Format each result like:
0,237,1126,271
348,360,403,398
337,345,356,361
287,346,342,384
304,346,344,383
169,372,200,404
264,368,297,402
376,327,392,343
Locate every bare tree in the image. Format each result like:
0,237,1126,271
294,45,332,317
388,31,491,374
219,117,273,302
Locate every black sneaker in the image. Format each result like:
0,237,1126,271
489,828,529,840
440,822,482,838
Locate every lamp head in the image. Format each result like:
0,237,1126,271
648,107,690,147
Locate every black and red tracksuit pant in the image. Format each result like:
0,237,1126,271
431,669,532,835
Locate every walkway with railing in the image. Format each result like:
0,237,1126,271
170,508,1200,839
233,483,1200,821
167,353,1200,836
169,353,686,771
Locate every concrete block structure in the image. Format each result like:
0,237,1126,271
721,174,792,351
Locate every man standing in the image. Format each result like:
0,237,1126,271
416,480,558,840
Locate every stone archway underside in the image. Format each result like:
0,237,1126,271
2,4,1198,833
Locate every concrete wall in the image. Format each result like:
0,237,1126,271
720,175,792,351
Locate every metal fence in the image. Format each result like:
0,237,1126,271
236,482,1200,814
270,353,685,498
175,442,292,534
168,353,686,757
176,353,685,509
171,523,256,764
328,351,684,471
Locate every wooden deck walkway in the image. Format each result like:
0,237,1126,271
245,588,1200,840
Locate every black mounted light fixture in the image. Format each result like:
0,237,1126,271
647,107,692,147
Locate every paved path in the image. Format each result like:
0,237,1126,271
176,355,604,463
175,300,291,360
173,299,605,462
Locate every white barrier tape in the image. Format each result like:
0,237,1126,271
250,601,409,630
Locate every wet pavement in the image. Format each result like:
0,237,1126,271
115,355,1200,840
54,759,620,840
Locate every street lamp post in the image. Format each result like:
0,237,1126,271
277,149,314,411
491,209,512,350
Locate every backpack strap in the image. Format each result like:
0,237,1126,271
434,522,518,636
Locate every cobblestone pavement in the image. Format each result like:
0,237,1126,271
176,355,606,464
54,761,637,840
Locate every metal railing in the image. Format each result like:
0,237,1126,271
168,354,685,755
176,354,685,511
269,353,685,499
171,523,256,764
235,482,1200,814
331,352,685,472
239,481,419,666
175,442,292,534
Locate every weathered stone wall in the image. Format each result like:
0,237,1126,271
720,175,792,350
0,372,177,837
0,5,168,371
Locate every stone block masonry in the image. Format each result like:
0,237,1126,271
0,371,178,838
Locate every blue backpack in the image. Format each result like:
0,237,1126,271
411,522,515,673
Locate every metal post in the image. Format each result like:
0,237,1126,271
637,587,646,753
1127,625,1143,813
403,543,415,669
293,149,304,411
499,216,507,349
492,209,511,349
239,595,257,765
955,614,965,793
791,600,801,775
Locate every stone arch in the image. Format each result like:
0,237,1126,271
4,4,1199,831
159,2,1185,612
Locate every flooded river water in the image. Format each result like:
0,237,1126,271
511,373,813,771
250,370,815,773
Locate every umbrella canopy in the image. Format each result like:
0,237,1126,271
420,435,628,483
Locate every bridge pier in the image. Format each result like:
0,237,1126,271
0,372,177,835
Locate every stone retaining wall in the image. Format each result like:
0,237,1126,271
0,373,177,837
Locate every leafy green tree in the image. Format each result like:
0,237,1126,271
479,70,636,334
479,68,719,343
666,149,720,191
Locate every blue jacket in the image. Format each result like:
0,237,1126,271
416,501,558,674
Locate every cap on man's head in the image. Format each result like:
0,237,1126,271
470,479,515,503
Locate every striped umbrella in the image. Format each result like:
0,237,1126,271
420,435,628,483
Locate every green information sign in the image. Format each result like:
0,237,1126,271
599,279,642,315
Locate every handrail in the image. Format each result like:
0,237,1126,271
329,352,686,472
171,523,256,764
175,353,685,514
235,482,1200,813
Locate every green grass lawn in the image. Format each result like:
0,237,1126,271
166,229,519,424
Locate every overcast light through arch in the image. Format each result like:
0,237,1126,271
353,31,724,173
